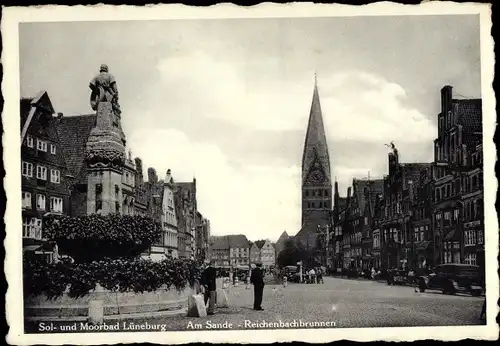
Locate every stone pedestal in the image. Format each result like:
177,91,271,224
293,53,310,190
85,102,126,215
88,300,104,324
187,294,207,317
216,289,228,308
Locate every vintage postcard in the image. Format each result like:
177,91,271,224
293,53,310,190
3,2,498,345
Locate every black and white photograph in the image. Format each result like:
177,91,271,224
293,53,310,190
3,2,497,344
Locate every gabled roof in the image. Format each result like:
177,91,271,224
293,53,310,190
211,236,230,250
276,231,289,244
254,240,266,249
20,98,34,129
228,234,249,248
56,114,97,184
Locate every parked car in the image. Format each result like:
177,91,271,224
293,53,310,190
387,269,407,285
417,264,484,296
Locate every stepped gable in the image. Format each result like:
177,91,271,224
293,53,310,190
56,114,97,184
400,163,431,187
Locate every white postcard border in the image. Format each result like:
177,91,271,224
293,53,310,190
3,2,498,344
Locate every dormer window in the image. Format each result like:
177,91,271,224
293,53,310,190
36,139,48,152
26,135,34,148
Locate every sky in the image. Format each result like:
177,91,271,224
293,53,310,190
19,15,481,242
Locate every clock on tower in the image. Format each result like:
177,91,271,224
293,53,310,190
309,169,324,184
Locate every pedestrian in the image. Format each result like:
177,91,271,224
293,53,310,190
200,260,217,315
371,267,376,280
309,268,316,284
317,268,324,283
250,262,265,310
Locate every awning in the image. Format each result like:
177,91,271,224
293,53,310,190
416,241,431,251
23,245,42,253
444,230,459,241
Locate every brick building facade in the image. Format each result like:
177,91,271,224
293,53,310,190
21,92,70,262
327,85,484,273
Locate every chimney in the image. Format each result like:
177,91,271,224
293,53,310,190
147,167,158,183
441,85,453,124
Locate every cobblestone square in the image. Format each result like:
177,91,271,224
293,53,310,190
134,277,485,330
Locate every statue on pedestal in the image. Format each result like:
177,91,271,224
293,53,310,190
89,64,122,128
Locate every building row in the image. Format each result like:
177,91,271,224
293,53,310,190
209,235,276,270
328,85,484,272
21,90,211,262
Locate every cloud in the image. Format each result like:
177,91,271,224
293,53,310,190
156,56,436,144
127,128,301,241
320,70,437,143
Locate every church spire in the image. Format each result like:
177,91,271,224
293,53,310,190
301,73,331,185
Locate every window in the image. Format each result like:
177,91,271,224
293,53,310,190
465,253,477,265
50,169,60,183
36,194,46,210
50,144,56,154
444,212,451,221
22,191,32,209
364,217,368,225
26,135,34,148
22,161,33,177
419,226,424,241
453,209,459,221
36,165,47,180
37,139,48,152
50,196,63,213
464,230,476,246
477,230,484,245
23,217,42,239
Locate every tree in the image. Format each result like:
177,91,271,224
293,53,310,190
43,214,162,263
277,239,307,267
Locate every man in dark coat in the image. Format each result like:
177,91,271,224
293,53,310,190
250,263,265,310
200,260,217,315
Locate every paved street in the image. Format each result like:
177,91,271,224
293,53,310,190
134,276,486,330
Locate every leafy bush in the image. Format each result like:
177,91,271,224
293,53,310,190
43,214,162,262
23,257,202,300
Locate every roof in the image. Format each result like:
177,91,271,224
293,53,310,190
401,163,432,188
301,78,331,185
20,98,34,129
211,236,230,250
228,234,249,248
455,99,482,133
56,114,97,184
210,234,250,249
175,182,195,193
254,240,266,249
352,178,384,213
276,231,289,244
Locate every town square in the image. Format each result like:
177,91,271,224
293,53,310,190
4,3,497,343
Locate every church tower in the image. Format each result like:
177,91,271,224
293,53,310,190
297,75,332,244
